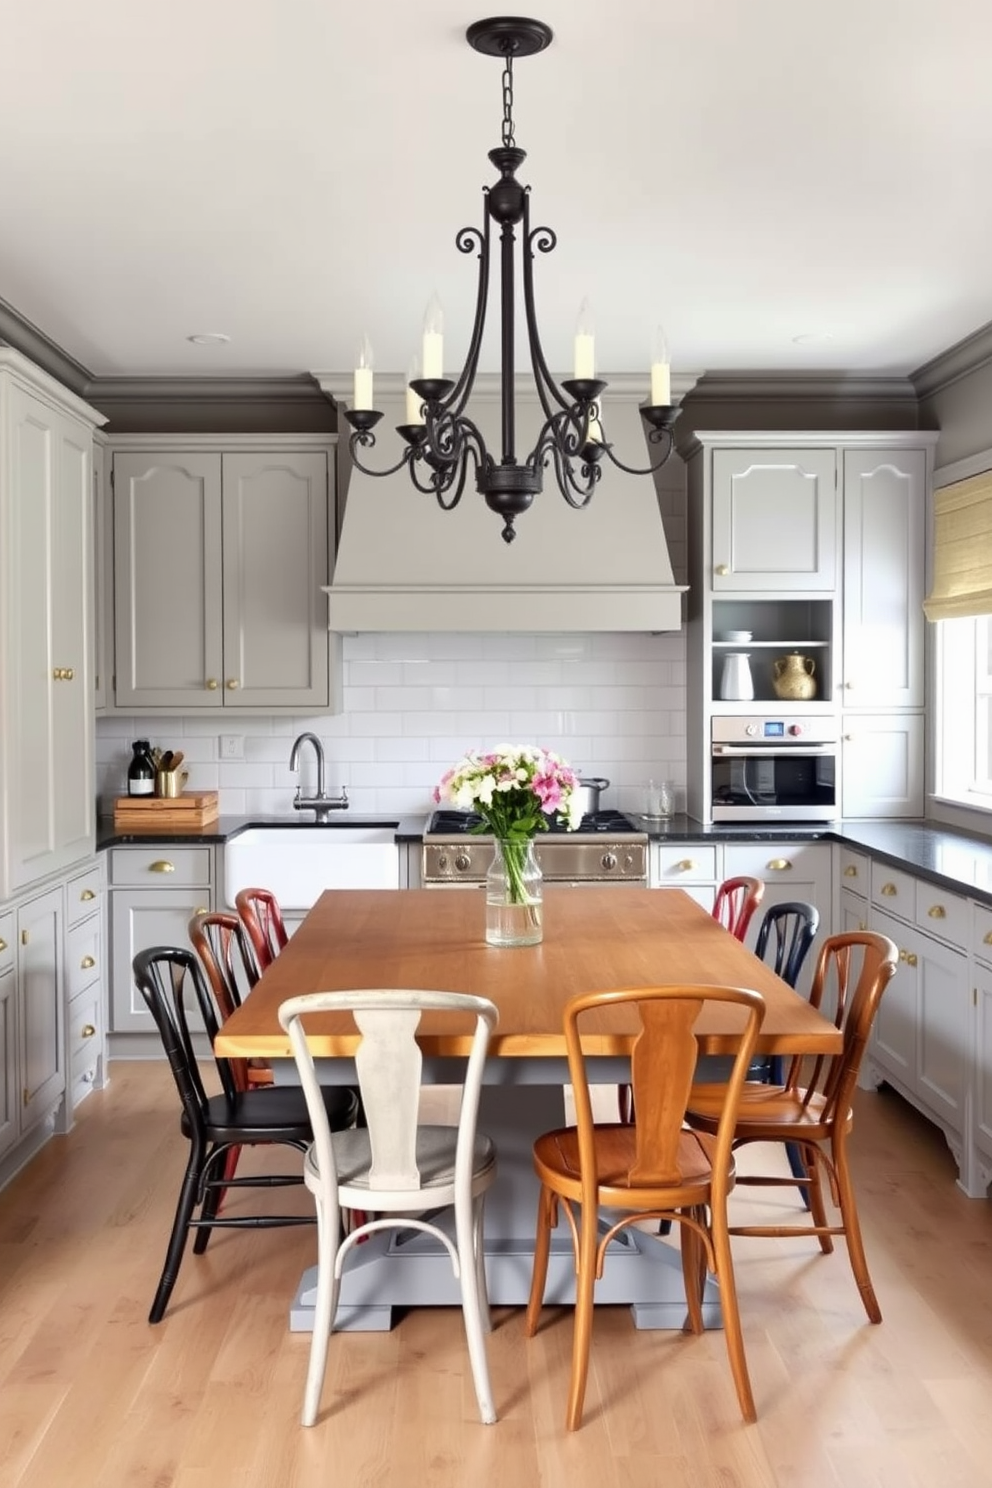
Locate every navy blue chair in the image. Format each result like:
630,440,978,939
753,901,820,1197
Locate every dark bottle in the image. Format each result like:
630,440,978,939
127,739,155,797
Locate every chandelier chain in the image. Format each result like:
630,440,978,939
501,55,515,148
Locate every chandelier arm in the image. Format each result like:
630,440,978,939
347,430,415,481
598,426,677,478
521,197,571,424
546,439,600,510
430,444,476,511
445,219,490,420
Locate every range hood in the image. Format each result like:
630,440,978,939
314,374,690,633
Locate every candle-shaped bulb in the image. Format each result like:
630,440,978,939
353,334,374,411
405,356,424,425
422,293,444,380
650,325,671,407
573,298,595,380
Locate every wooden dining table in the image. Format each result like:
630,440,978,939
215,886,840,1333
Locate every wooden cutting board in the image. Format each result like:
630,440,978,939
113,792,219,830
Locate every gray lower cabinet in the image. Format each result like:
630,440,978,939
109,846,213,1035
17,885,65,1136
64,860,107,1110
0,912,15,1161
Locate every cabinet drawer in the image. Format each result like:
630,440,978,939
975,903,992,964
723,843,816,881
870,862,915,919
109,847,212,888
68,984,103,1083
914,883,968,948
67,918,101,1001
65,864,103,927
0,911,12,975
655,845,719,885
838,848,869,897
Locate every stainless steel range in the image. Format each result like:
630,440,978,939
422,810,648,887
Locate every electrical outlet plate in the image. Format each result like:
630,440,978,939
219,734,244,760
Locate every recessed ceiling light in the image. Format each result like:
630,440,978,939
186,332,231,346
791,332,834,345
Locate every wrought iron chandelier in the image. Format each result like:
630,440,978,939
343,16,680,544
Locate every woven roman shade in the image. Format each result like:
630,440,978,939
923,469,992,621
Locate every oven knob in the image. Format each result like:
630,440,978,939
745,723,759,737
455,852,472,874
601,851,618,872
436,853,448,872
788,723,804,737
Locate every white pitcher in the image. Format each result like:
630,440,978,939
719,652,754,701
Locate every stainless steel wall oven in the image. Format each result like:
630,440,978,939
710,716,838,822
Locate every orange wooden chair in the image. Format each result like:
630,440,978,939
235,886,289,973
712,875,764,941
526,982,766,1430
189,911,271,1089
686,931,898,1321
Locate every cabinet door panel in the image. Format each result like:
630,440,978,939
110,890,211,1033
54,415,95,868
221,453,329,707
113,453,223,707
975,962,992,1163
17,886,65,1132
842,715,924,818
842,449,924,708
0,969,16,1160
868,906,916,1083
911,926,968,1132
712,449,837,590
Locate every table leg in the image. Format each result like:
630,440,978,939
289,1082,721,1333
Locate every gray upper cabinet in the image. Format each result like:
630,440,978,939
711,447,838,591
111,439,340,712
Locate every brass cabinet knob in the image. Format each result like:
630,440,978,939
0,937,6,952
927,904,946,920
715,563,730,576
985,931,992,946
226,678,240,690
80,955,96,970
194,907,208,917
206,678,219,690
149,860,175,874
844,734,855,742
843,865,858,878
905,952,918,967
676,860,697,872
881,882,897,896
80,888,96,901
767,858,792,872
81,1023,97,1038
52,668,65,681
65,668,74,680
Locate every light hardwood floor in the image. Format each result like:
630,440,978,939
3,1064,992,1488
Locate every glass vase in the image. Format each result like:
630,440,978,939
486,837,543,947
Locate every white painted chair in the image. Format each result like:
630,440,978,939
278,988,499,1427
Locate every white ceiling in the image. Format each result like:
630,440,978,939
3,0,992,383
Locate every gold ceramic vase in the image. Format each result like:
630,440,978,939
772,652,817,701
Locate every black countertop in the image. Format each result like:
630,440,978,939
96,811,992,907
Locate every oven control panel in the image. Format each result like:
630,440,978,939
713,715,838,746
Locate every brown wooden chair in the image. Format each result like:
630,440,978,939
685,930,898,1322
712,875,765,941
526,982,766,1431
188,911,271,1089
235,886,289,973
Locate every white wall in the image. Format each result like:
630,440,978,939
97,630,688,821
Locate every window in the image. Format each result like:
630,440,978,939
934,614,992,812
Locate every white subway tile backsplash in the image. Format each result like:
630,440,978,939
97,630,687,815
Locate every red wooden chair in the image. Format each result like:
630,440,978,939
235,886,289,973
712,876,764,941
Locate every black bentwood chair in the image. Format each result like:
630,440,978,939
132,946,359,1324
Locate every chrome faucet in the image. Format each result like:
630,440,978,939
288,732,348,821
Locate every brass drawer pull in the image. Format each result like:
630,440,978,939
927,905,946,919
880,882,898,896
843,864,858,878
767,858,791,872
81,1023,96,1039
149,860,175,874
80,888,96,901
676,860,697,872
80,955,96,970
985,931,992,946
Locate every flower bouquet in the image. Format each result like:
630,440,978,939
434,745,581,946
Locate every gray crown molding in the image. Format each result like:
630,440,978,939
685,370,919,403
0,294,92,395
912,319,992,399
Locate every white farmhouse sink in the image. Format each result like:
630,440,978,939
224,825,400,911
